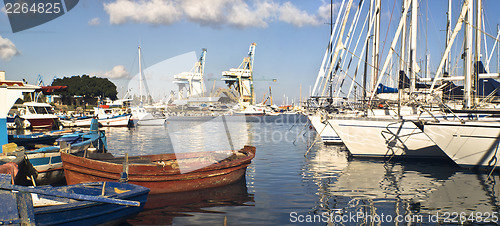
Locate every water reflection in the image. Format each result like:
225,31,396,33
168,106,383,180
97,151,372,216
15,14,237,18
105,115,251,157
127,178,253,225
422,172,500,214
101,115,500,225
167,115,249,154
104,126,174,156
306,145,500,224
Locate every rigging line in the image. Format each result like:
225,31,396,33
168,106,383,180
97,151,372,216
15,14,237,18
369,0,412,104
320,0,355,98
486,141,498,181
345,45,409,86
344,1,380,96
317,0,348,97
338,0,365,71
378,0,398,68
304,122,328,157
391,46,423,81
332,65,371,97
344,46,378,77
346,2,370,98
341,48,378,90
336,0,367,99
463,19,500,43
292,119,309,145
335,1,365,89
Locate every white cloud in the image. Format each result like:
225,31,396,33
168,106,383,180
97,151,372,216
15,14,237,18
0,35,20,61
226,0,277,28
181,0,230,26
103,0,331,28
88,17,100,26
104,0,182,25
278,2,321,27
317,2,342,23
102,65,130,79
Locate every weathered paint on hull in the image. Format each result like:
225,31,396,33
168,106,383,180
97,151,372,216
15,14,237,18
61,146,256,194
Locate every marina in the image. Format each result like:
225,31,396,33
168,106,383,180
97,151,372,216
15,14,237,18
103,116,500,225
3,0,500,225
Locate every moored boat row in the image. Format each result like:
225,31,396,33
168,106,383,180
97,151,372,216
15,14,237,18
305,0,500,172
0,73,258,224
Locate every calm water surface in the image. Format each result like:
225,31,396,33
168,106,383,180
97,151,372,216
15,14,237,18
102,115,500,225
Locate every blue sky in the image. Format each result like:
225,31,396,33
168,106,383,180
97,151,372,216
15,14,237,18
1,0,500,104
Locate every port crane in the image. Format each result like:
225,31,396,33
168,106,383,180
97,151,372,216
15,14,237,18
221,43,257,108
173,48,207,99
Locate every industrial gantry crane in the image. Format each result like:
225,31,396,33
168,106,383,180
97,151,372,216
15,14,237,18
222,43,257,108
173,48,207,99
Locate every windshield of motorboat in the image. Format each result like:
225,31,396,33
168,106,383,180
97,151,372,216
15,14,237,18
28,106,36,114
32,106,54,114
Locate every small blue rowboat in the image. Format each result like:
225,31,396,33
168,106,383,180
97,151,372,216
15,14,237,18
23,119,107,185
0,174,149,225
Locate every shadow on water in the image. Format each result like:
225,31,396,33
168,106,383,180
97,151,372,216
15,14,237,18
125,179,253,225
305,143,500,224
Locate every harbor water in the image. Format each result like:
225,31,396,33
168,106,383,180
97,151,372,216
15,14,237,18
102,115,500,225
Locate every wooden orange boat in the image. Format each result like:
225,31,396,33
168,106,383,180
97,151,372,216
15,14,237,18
61,146,256,194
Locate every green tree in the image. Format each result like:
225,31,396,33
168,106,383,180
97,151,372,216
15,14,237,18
52,75,118,105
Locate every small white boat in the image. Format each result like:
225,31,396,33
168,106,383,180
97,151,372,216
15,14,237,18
94,107,132,127
130,106,166,126
18,102,59,129
234,105,266,116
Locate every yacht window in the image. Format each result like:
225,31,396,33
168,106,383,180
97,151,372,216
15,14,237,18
28,106,36,114
45,107,54,114
34,106,51,114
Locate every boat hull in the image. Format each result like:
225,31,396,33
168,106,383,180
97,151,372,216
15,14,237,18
136,118,166,126
308,115,342,144
33,182,149,226
421,121,500,169
23,118,56,129
329,117,446,158
98,114,131,127
61,146,256,194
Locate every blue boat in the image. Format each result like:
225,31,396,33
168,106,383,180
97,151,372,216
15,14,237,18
22,119,107,185
0,174,149,225
8,129,75,148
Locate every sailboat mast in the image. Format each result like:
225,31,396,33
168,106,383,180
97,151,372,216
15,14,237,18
329,0,334,99
474,0,482,102
371,0,381,94
398,0,409,118
138,46,143,104
444,0,452,74
464,0,473,108
409,0,418,94
330,0,333,52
